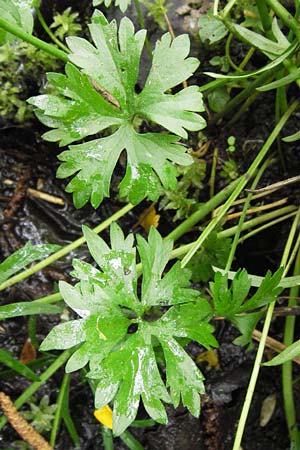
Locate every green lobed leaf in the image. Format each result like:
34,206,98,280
198,9,228,45
40,225,217,434
187,232,231,283
93,0,131,13
28,12,206,208
213,267,299,289
210,268,283,345
0,242,61,284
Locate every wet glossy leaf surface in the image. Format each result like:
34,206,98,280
40,225,217,434
0,241,61,284
29,12,206,208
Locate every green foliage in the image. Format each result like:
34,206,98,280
93,0,131,13
209,55,229,73
264,338,300,366
0,41,59,122
227,135,236,152
186,232,231,283
40,224,217,435
220,158,239,181
207,87,230,113
0,0,33,45
28,12,206,209
0,349,40,381
198,9,228,45
50,7,82,42
22,395,57,433
0,241,61,284
0,302,61,320
160,157,206,220
210,268,283,345
141,0,171,31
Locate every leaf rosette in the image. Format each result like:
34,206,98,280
28,11,206,208
40,225,217,435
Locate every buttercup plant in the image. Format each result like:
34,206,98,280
0,0,300,449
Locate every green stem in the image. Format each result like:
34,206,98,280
209,147,218,199
28,315,39,349
209,69,278,125
0,203,135,292
133,0,152,58
282,245,300,446
102,426,114,450
232,211,300,450
238,210,297,243
227,87,263,126
120,430,145,450
255,0,273,38
36,7,70,53
225,158,271,271
0,18,68,62
0,350,70,430
284,229,300,275
199,78,229,93
265,0,300,40
171,205,297,260
181,99,299,268
166,177,241,241
50,373,70,447
225,33,242,72
16,205,297,311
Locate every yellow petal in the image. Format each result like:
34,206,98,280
196,349,220,369
94,405,113,429
138,203,160,233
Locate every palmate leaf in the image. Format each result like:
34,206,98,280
210,268,283,345
28,12,206,208
40,225,217,435
93,0,131,13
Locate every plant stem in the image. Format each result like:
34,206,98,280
171,205,297,260
101,426,114,450
20,205,297,310
166,177,241,241
209,147,218,199
225,157,271,271
238,210,297,243
232,211,300,450
133,0,152,58
181,99,299,268
282,245,300,447
0,350,70,430
0,18,68,62
36,6,70,53
255,0,273,37
102,426,114,450
120,430,145,450
0,203,135,292
266,0,300,40
209,69,277,125
28,316,39,349
50,373,70,447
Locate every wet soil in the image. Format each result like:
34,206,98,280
1,0,300,449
